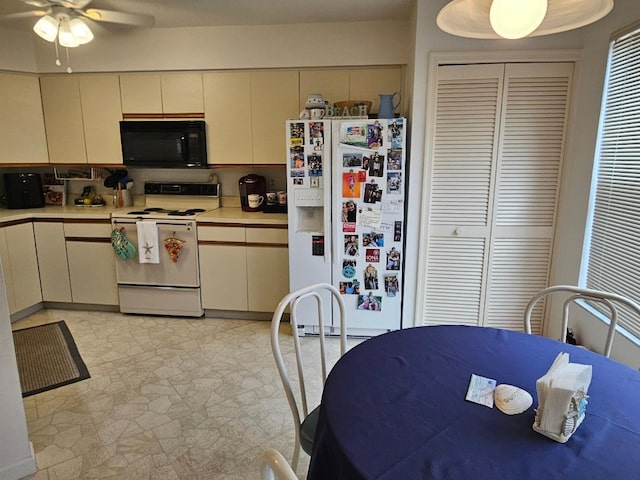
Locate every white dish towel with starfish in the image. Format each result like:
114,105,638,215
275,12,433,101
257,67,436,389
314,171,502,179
136,220,160,264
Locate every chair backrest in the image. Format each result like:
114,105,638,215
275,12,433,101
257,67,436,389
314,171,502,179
270,282,347,469
260,448,298,480
524,285,640,357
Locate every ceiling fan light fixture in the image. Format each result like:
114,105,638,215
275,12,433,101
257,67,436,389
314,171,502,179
436,0,615,39
69,18,93,44
33,15,59,43
490,0,548,39
58,17,79,48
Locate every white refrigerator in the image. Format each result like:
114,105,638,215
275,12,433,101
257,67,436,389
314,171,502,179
286,118,407,336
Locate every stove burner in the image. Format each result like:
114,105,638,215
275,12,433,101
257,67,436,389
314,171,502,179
128,211,150,215
144,208,164,212
186,208,206,213
167,211,190,216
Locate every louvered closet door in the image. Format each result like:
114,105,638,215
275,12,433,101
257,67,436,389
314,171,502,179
423,64,504,326
422,62,573,333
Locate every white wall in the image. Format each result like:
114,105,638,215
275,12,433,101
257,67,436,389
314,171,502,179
27,21,410,73
406,0,640,367
0,28,37,72
0,263,36,480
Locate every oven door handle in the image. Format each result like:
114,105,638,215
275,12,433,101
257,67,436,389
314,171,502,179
112,220,195,230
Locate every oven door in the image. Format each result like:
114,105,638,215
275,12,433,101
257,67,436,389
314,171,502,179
112,219,199,287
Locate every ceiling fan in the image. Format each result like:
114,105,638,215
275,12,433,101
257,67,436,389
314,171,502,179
1,0,155,71
2,0,155,29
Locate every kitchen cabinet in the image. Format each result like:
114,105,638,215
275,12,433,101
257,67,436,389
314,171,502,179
33,221,72,303
64,221,118,305
349,67,403,115
203,72,253,165
120,72,204,114
40,75,86,164
299,69,350,109
40,74,123,164
0,222,42,315
198,224,288,312
203,70,298,165
246,227,289,312
79,75,123,164
250,70,299,164
0,73,49,164
299,67,404,116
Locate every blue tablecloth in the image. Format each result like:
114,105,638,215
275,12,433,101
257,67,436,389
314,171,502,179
308,325,640,479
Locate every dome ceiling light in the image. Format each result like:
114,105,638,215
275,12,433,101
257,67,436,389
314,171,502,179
437,0,614,40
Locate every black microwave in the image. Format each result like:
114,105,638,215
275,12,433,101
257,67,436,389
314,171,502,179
120,120,207,168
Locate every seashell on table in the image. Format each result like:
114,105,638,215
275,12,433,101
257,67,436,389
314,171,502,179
494,384,533,415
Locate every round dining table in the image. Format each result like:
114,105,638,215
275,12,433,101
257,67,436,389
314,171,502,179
307,325,640,479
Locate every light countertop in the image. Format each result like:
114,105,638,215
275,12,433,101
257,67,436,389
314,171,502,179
0,206,288,226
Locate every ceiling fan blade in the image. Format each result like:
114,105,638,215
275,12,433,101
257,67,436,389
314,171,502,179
0,9,49,21
82,8,155,28
21,0,53,7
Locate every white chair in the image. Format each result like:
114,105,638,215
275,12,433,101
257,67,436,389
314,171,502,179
524,285,640,357
260,448,298,480
270,283,347,470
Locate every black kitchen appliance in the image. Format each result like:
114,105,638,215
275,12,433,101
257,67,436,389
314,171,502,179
4,173,44,209
238,174,266,212
120,120,208,168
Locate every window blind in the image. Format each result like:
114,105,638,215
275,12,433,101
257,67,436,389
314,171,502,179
585,27,640,340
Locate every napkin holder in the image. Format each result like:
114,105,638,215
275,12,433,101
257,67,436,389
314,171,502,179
532,353,592,443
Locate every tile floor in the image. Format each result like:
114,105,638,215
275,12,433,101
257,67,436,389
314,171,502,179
13,309,354,480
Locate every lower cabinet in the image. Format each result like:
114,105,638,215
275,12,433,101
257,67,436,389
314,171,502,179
0,222,42,314
199,224,289,313
34,221,72,302
64,221,119,306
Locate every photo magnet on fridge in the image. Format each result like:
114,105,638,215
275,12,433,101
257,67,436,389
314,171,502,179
388,149,402,170
308,153,322,177
310,177,319,188
386,247,401,270
343,172,361,198
293,178,304,185
364,264,379,290
342,201,357,223
290,122,305,146
357,292,382,311
340,124,369,148
384,274,400,297
387,172,402,194
344,235,359,257
369,152,384,177
389,118,404,149
343,152,363,167
309,122,324,147
340,280,360,295
367,121,384,148
342,259,357,279
365,248,380,263
290,146,304,168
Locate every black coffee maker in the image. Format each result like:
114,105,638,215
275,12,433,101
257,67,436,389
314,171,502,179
238,174,266,212
4,173,44,209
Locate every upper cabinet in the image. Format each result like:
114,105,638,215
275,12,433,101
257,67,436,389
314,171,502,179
40,74,123,164
120,72,204,115
299,67,404,116
250,70,299,164
40,75,86,164
0,73,49,164
203,72,252,165
203,70,299,165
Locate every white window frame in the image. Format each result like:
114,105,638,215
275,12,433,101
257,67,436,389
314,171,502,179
582,24,640,343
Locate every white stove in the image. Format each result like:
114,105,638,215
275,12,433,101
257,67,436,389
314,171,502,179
111,182,219,317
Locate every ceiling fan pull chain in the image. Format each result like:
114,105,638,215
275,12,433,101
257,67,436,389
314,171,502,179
65,47,72,73
54,38,61,67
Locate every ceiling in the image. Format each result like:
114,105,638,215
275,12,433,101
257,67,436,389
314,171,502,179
0,0,415,33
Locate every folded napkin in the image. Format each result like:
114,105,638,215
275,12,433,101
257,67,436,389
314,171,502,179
533,352,592,443
136,220,160,264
